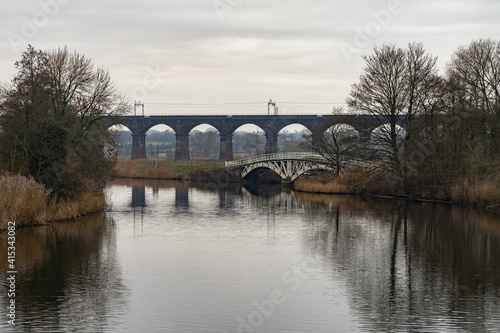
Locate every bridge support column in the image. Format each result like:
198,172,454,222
265,132,278,154
281,177,292,187
219,133,234,161
131,134,147,159
175,133,190,160
359,128,372,144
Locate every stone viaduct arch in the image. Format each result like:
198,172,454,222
104,114,404,161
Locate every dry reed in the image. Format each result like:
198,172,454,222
0,172,106,230
293,168,379,194
451,177,500,207
294,176,349,194
295,168,500,209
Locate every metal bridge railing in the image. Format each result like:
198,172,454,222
225,152,372,169
225,152,326,167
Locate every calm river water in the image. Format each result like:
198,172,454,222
1,179,500,332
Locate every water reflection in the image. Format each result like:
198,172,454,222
114,178,293,214
0,213,128,333
295,192,500,332
115,179,500,331
131,185,146,207
2,181,500,332
175,184,190,209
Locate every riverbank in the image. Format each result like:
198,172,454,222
293,170,500,210
113,158,247,184
0,173,105,230
115,158,222,179
114,159,500,209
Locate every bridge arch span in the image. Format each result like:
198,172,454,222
242,161,330,183
108,124,133,157
189,124,220,160
184,121,223,135
144,125,176,159
230,123,265,135
324,123,359,135
276,122,314,135
370,123,406,145
108,123,132,133
232,124,266,158
227,152,333,183
278,124,311,153
143,122,177,135
322,123,360,142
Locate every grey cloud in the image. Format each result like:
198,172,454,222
1,0,499,114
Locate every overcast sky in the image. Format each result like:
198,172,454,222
1,0,500,117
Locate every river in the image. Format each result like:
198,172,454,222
1,179,500,332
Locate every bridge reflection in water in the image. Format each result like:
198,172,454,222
3,179,498,332
117,178,294,234
115,178,500,333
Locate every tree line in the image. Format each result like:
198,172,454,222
305,39,500,202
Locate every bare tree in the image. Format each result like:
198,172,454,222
440,39,500,181
302,107,360,176
402,43,439,180
447,39,500,114
46,47,129,136
346,44,407,177
346,43,439,192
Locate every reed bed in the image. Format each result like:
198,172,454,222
0,173,105,230
294,168,500,209
293,176,350,194
293,168,378,195
451,177,500,208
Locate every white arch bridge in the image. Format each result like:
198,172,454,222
225,152,334,183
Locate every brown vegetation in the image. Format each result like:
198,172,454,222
115,159,223,180
294,168,500,209
113,158,241,182
294,167,382,194
294,174,350,194
0,173,105,230
450,177,500,208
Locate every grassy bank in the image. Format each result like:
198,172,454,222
114,158,222,179
294,168,500,209
114,158,243,183
0,173,105,230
